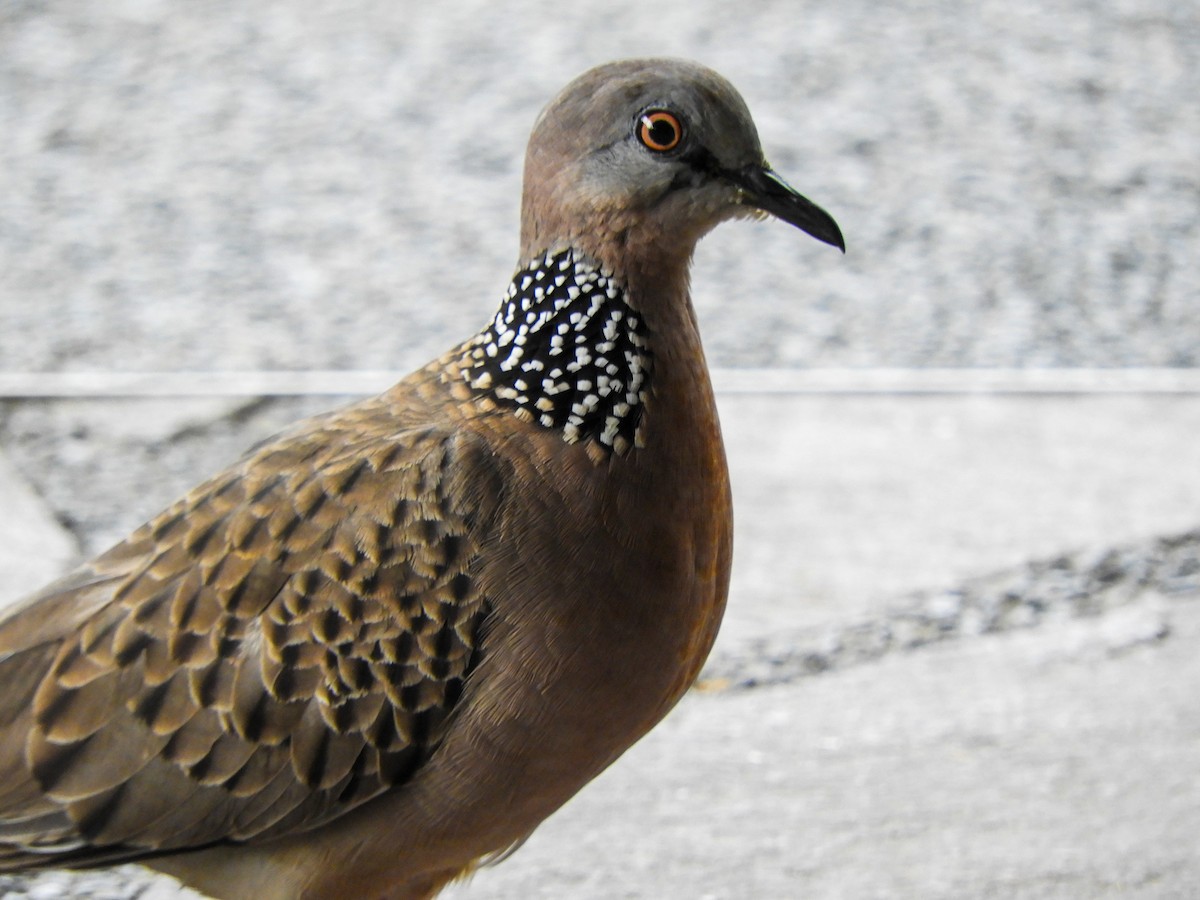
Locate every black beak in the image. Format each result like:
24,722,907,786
729,164,845,252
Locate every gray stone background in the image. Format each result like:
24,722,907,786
1,0,1198,897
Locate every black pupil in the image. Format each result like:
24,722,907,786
647,117,676,148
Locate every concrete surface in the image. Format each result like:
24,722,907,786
2,0,1198,376
445,594,1200,900
5,392,1199,635
0,448,77,601
0,393,1197,898
718,393,1200,647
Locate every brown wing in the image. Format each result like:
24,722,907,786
0,398,502,868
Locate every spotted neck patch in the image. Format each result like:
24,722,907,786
460,248,651,454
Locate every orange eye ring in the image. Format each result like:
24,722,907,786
637,110,684,153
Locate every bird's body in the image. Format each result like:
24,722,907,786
0,59,841,898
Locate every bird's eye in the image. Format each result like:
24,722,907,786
636,110,683,153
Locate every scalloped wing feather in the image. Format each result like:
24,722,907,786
0,399,499,869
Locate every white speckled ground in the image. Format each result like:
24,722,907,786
2,0,1197,375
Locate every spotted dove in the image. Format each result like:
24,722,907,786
0,59,843,898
